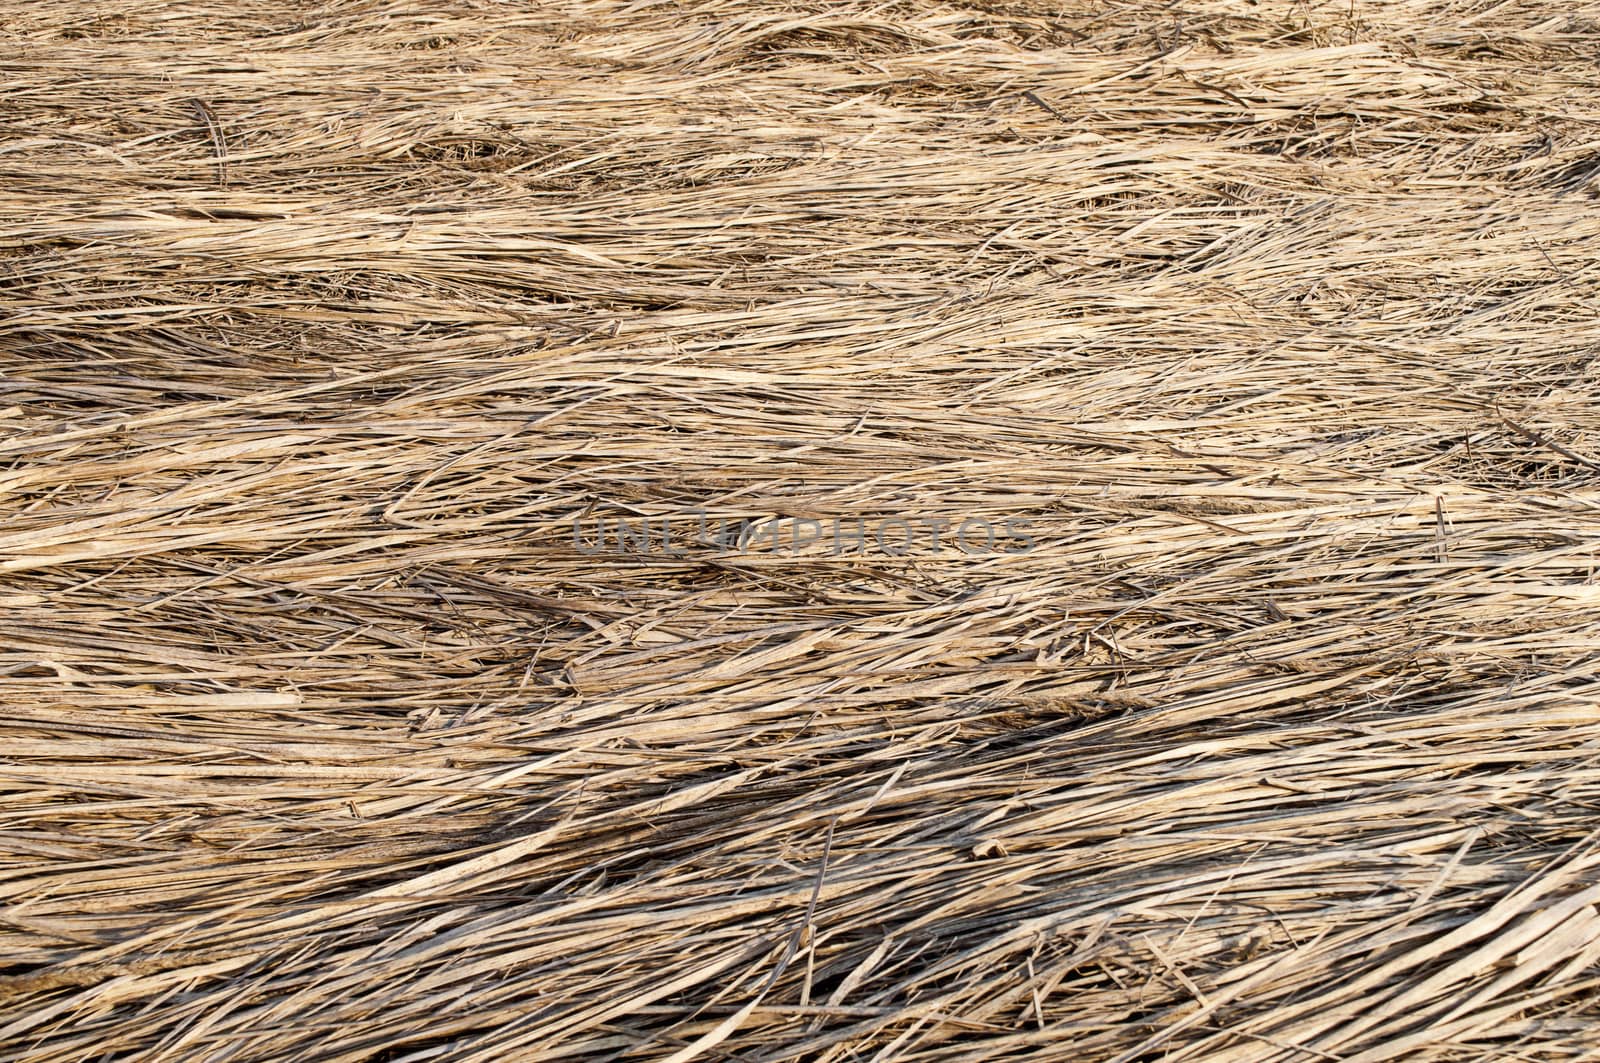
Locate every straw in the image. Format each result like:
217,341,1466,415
4,0,1600,1059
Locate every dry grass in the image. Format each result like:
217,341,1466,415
4,0,1600,1059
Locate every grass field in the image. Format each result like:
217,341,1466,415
4,1,1600,1059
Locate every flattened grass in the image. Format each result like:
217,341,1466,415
3,1,1600,1059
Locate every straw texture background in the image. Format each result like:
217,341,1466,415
4,0,1600,1059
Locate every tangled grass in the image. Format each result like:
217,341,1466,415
4,0,1600,1059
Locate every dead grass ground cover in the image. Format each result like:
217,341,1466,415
3,0,1600,1058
